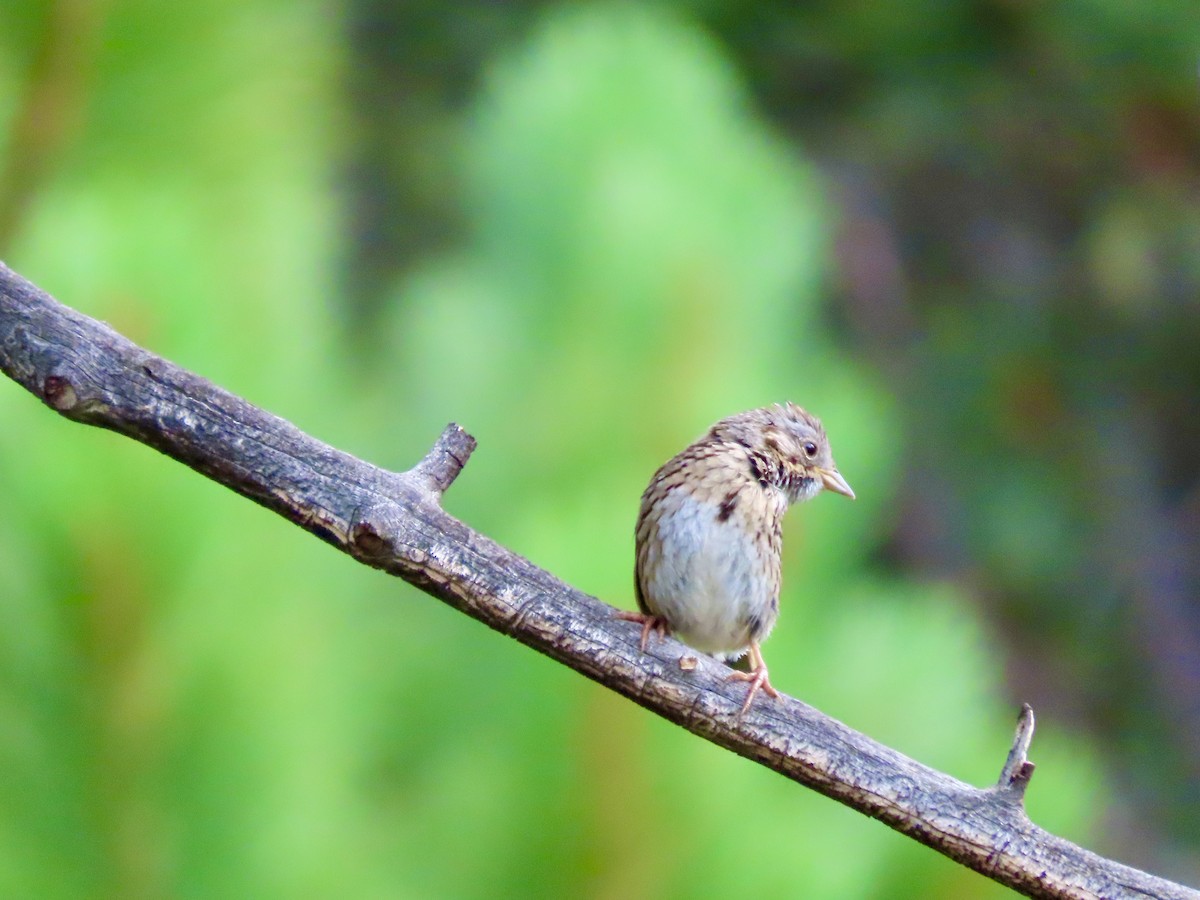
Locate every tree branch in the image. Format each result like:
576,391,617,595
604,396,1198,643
0,261,1195,900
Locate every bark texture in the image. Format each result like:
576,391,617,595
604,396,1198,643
0,261,1195,900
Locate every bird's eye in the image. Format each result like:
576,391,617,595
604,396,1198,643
803,441,818,458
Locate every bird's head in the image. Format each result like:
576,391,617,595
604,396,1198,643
712,402,855,504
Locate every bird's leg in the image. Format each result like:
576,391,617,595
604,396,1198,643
615,610,670,652
727,641,780,718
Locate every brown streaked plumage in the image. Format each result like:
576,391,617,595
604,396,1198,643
619,403,854,718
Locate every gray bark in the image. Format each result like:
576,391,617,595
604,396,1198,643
0,261,1195,900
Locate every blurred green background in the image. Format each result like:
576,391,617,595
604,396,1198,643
1,1,1197,896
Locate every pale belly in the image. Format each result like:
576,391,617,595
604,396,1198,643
639,493,778,659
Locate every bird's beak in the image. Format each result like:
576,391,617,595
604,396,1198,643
819,467,855,499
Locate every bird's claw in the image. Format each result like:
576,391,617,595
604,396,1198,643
728,666,779,718
616,610,670,652
727,641,779,720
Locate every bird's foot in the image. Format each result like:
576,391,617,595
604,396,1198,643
615,610,670,652
726,642,779,719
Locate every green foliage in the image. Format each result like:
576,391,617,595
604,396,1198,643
0,1,1115,897
383,4,1107,897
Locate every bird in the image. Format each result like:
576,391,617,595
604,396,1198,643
619,403,854,718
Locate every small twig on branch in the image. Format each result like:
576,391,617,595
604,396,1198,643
997,703,1037,800
0,261,1196,900
406,423,476,496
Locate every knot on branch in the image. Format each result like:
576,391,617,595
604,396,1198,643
349,517,394,560
43,374,78,411
41,369,108,421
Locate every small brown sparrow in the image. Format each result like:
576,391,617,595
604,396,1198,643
620,403,854,717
